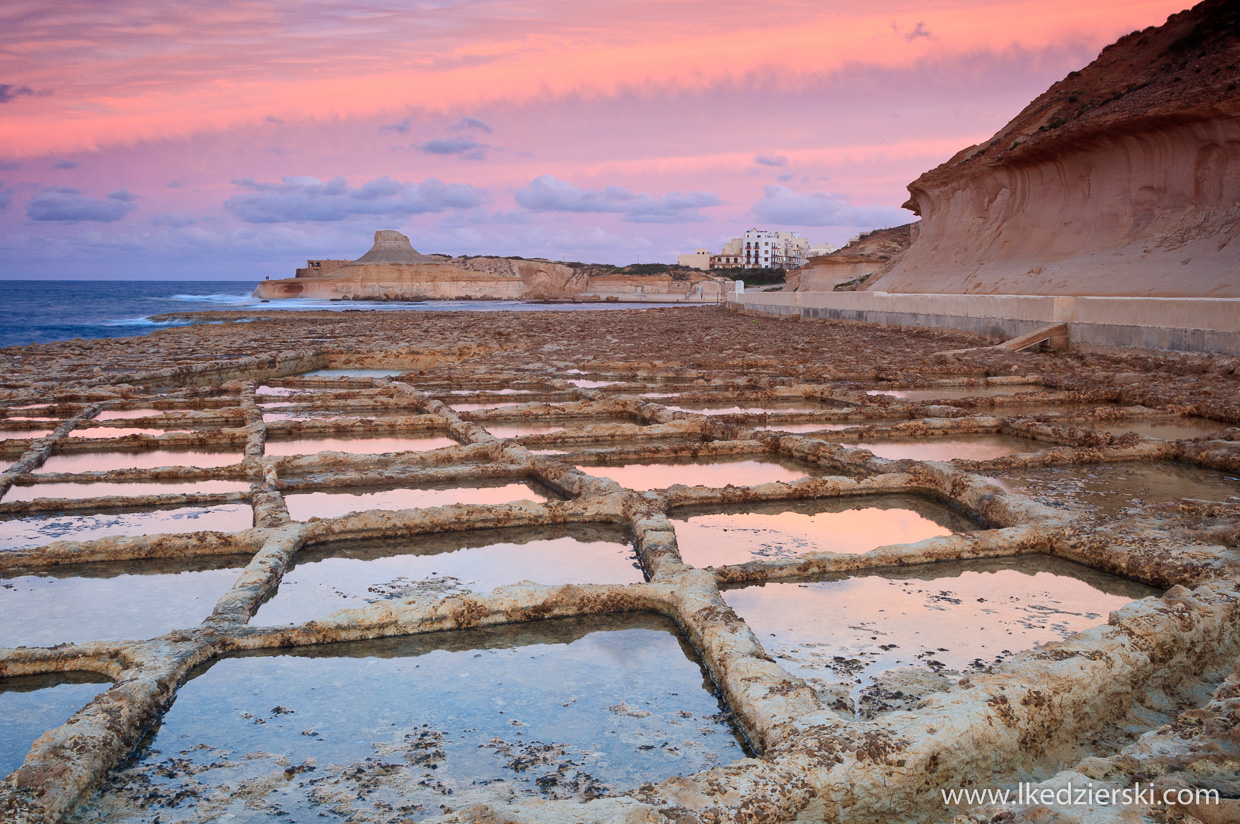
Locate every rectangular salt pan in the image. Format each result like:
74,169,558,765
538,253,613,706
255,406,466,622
724,556,1158,716
574,455,824,492
252,524,642,625
1,672,111,779
0,556,249,647
37,449,242,474
264,435,457,457
852,434,1040,462
2,480,250,503
671,495,979,567
987,461,1240,517
0,504,253,550
81,615,745,819
283,479,557,521
867,385,1041,401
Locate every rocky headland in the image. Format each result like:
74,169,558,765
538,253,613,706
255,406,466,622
253,230,730,303
785,223,917,292
863,0,1240,297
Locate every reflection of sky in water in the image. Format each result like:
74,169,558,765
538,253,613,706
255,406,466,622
867,386,1038,400
0,504,253,550
1,673,111,779
1082,418,1229,440
452,401,562,412
575,457,818,491
725,558,1157,706
665,402,827,415
0,557,247,646
2,480,249,502
95,409,167,421
853,435,1038,462
83,616,744,819
284,480,552,521
567,379,619,388
751,423,857,433
254,526,642,625
988,461,1240,517
69,427,187,439
302,368,406,378
673,497,975,566
264,435,456,457
0,428,53,441
37,449,242,474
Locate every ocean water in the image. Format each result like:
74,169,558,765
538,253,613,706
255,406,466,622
0,281,691,349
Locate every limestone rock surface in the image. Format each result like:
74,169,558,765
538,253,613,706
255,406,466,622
864,0,1240,297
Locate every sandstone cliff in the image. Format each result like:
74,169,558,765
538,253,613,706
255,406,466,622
786,223,917,292
254,231,729,302
863,0,1240,297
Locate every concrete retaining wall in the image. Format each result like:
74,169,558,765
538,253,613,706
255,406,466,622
729,291,1240,355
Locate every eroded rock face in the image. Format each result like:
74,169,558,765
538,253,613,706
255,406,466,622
786,224,917,292
254,230,729,302
864,0,1240,297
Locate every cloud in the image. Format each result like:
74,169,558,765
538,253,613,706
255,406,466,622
53,159,77,170
0,185,12,211
224,175,485,223
0,84,35,104
26,187,139,222
754,153,788,167
264,115,284,124
380,117,412,133
0,160,18,171
749,185,906,227
151,212,197,228
514,175,722,224
451,117,493,133
901,21,933,41
417,136,493,160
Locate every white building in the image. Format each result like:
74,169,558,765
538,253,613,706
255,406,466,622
739,229,810,269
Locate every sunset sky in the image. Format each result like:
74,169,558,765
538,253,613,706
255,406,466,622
0,0,1188,279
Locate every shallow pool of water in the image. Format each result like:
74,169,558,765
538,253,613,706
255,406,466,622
94,409,167,421
1080,418,1232,440
1,672,111,779
78,615,745,819
724,556,1157,710
987,461,1240,517
665,401,834,416
302,368,406,378
0,504,253,550
868,386,1041,401
575,455,826,491
0,556,248,647
2,480,250,502
852,434,1040,462
751,423,859,434
253,524,642,625
264,434,458,457
283,478,558,521
567,379,619,388
69,427,188,439
672,496,979,567
0,428,52,441
453,401,562,412
37,448,243,474
484,418,641,439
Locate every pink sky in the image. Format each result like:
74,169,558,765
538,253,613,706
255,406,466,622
0,0,1189,278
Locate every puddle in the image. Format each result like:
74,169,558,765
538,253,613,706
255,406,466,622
665,402,834,416
724,556,1158,714
2,480,250,503
0,504,253,550
252,524,642,625
641,392,681,398
852,434,1040,462
69,428,188,439
261,411,378,422
996,402,1132,416
453,401,562,412
575,455,826,491
94,409,168,421
444,388,533,395
0,557,249,647
1080,418,1232,440
1,672,112,779
264,435,458,457
484,418,640,439
987,461,1240,517
301,368,405,378
284,478,559,521
77,615,745,819
567,379,619,388
671,496,980,566
531,439,692,456
36,448,243,474
867,386,1040,401
0,428,52,441
751,423,857,433
256,386,314,397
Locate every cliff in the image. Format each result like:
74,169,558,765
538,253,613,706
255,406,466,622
254,231,730,302
863,0,1240,297
785,223,917,292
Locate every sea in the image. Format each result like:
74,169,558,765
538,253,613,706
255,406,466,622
0,280,683,349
